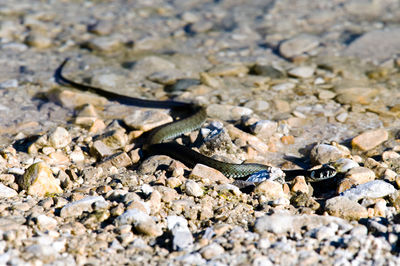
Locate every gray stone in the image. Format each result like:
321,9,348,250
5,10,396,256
206,104,253,121
325,196,368,220
60,196,108,218
167,215,193,251
288,66,315,78
123,109,173,131
200,243,225,259
340,180,396,201
115,209,162,236
310,144,346,165
279,34,320,58
344,28,400,63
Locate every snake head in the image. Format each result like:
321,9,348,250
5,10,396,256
308,164,337,182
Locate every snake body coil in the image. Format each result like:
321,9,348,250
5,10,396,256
55,59,337,182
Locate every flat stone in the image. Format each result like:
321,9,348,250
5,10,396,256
60,196,108,218
25,33,52,48
87,36,122,52
344,167,375,184
20,162,63,196
91,73,126,89
340,180,396,201
325,196,368,220
0,183,17,198
250,120,277,140
271,82,295,91
48,127,71,149
333,158,359,173
254,213,348,235
206,104,253,121
351,129,388,151
310,144,346,165
115,209,162,237
207,63,248,77
189,163,230,185
123,109,173,131
288,66,315,78
343,28,400,64
35,214,57,231
279,34,319,59
48,89,108,109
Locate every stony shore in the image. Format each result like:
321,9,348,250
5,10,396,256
1,0,400,265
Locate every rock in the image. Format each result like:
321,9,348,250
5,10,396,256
325,196,368,220
184,180,203,197
343,29,400,64
310,144,346,165
25,33,52,48
35,214,57,231
90,140,114,159
189,163,230,185
254,213,348,235
115,209,162,237
20,162,63,196
48,127,71,149
351,129,388,151
244,100,270,112
206,104,253,121
215,184,242,197
250,120,277,140
98,129,128,150
87,36,122,52
271,82,295,91
98,152,132,168
167,216,193,251
291,176,309,194
318,90,336,100
207,63,248,77
60,196,108,218
279,34,319,59
333,158,359,173
133,56,176,75
123,109,173,131
251,64,285,78
254,180,287,200
288,66,315,78
48,89,108,109
0,183,17,198
344,167,375,184
200,243,225,259
91,73,125,89
340,180,396,201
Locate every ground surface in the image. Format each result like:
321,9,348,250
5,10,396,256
1,0,400,265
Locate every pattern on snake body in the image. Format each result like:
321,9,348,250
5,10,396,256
55,58,337,182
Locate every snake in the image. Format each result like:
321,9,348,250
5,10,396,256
55,58,337,182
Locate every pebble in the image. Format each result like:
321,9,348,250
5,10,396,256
244,100,270,112
291,176,309,194
325,196,368,220
19,162,63,196
288,66,315,78
25,33,52,48
333,158,359,173
310,143,346,165
184,180,203,197
351,129,389,151
279,34,319,59
60,196,108,218
340,180,396,201
115,209,162,236
271,82,295,91
189,163,230,185
48,127,71,149
206,104,253,121
167,215,193,251
200,243,225,259
0,183,17,198
123,109,173,131
250,120,278,140
254,180,287,201
87,36,122,52
35,214,57,230
344,167,375,184
207,63,248,77
98,129,128,150
48,89,108,109
92,73,125,89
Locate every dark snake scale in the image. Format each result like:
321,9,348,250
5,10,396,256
55,58,337,182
